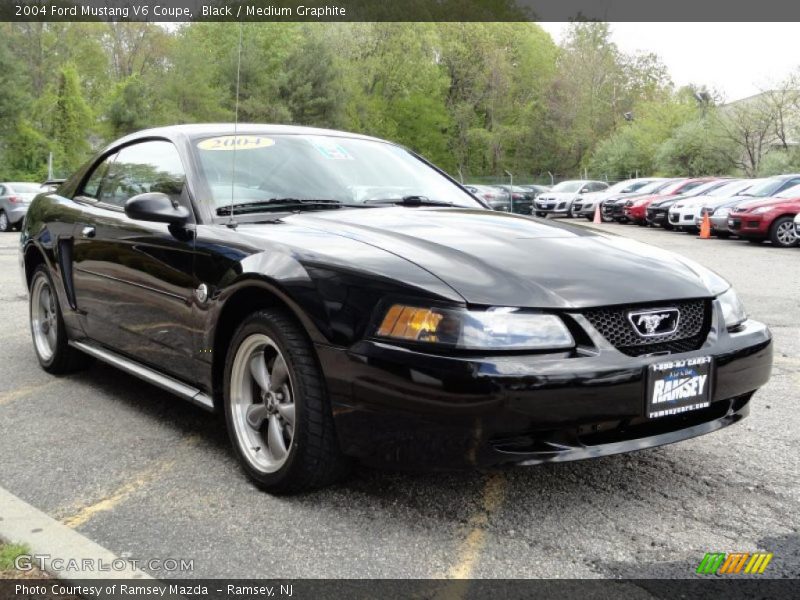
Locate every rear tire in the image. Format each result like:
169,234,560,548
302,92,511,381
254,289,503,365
29,265,91,374
223,308,350,494
769,216,798,248
0,211,10,233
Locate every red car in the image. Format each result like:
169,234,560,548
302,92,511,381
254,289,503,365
624,178,717,225
727,186,800,247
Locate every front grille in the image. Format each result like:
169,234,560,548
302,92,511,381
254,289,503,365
582,299,711,357
669,213,679,223
729,219,742,230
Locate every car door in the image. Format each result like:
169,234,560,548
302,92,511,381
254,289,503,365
70,140,200,382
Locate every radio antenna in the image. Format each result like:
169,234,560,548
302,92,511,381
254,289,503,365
227,22,244,227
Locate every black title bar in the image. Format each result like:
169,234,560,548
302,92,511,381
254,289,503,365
2,0,800,22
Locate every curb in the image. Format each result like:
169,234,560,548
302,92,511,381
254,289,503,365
0,486,152,584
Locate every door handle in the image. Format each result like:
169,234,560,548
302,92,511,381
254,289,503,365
81,226,96,239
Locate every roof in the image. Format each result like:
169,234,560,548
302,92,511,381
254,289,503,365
113,123,384,146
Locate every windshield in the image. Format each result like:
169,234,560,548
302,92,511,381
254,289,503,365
638,179,678,194
662,179,702,195
743,177,796,197
704,179,750,197
551,181,583,193
688,180,729,197
9,183,42,193
193,134,481,210
775,183,800,199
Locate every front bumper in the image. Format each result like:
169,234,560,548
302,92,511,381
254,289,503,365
669,210,698,227
535,199,569,215
728,214,768,237
624,206,647,221
317,309,772,470
710,214,731,232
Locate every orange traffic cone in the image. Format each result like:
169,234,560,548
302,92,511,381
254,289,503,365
593,205,602,224
699,212,711,239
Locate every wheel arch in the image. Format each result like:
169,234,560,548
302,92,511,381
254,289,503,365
209,277,327,405
23,243,49,289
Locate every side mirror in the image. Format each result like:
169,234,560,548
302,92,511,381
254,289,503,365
125,192,190,225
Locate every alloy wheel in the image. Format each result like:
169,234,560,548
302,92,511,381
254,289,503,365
775,221,797,247
30,275,57,362
229,333,296,473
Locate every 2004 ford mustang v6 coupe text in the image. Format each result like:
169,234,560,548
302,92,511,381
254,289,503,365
20,125,773,493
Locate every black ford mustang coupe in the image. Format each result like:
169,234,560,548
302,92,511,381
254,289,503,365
20,125,772,493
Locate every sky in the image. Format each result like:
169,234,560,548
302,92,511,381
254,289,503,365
539,23,800,102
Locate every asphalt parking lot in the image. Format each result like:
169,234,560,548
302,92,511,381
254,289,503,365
0,223,798,580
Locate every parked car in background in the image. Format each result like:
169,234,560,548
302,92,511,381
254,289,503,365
572,177,662,220
40,179,65,194
668,179,751,233
708,174,800,237
644,178,722,229
534,180,608,217
0,182,44,232
493,185,537,214
727,184,800,247
604,179,683,223
464,184,511,212
692,179,764,234
519,184,550,198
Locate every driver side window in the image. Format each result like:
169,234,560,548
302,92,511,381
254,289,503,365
94,141,187,209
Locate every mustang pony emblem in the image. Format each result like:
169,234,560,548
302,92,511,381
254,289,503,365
638,313,671,334
628,308,680,337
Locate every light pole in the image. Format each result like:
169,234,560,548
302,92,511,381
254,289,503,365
505,170,513,213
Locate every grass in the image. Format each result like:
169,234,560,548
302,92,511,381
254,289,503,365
0,542,30,572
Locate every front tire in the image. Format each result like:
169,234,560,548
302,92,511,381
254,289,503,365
769,216,798,248
29,265,91,374
223,309,349,494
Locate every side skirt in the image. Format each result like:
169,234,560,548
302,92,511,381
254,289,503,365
69,340,215,412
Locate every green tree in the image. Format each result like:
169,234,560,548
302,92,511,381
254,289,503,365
107,76,152,137
655,118,734,176
51,66,94,173
278,27,346,128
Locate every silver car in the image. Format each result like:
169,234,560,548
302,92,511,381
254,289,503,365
0,182,43,232
534,180,609,217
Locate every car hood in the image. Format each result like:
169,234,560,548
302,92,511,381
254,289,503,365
537,192,576,201
697,194,742,208
580,191,613,202
733,196,800,211
272,207,716,308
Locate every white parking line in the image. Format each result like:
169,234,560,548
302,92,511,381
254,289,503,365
0,486,152,582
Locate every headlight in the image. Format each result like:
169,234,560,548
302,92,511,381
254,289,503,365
376,305,574,350
752,206,772,214
718,288,747,330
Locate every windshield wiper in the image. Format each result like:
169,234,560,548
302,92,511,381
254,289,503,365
364,195,455,207
217,198,351,216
